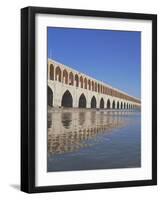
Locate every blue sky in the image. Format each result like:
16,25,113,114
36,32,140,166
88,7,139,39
48,27,141,99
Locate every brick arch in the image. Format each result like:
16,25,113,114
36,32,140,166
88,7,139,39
88,79,91,90
75,74,79,87
79,93,86,108
84,77,87,89
107,99,111,109
105,87,107,94
102,85,104,93
95,82,97,92
63,69,68,84
104,86,106,94
98,84,100,93
120,102,123,109
117,101,120,109
103,86,105,94
100,98,104,109
112,100,116,109
92,81,94,91
91,96,97,108
61,90,73,107
55,66,61,82
49,64,54,80
80,76,83,88
69,71,74,85
101,85,103,93
47,86,53,106
127,103,129,109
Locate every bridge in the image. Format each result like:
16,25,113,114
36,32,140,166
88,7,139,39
47,59,141,109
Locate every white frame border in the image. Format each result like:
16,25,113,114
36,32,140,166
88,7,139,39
35,14,152,187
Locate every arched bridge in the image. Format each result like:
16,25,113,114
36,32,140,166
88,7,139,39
48,59,141,109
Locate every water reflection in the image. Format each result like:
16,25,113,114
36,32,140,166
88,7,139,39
61,112,72,129
48,109,136,155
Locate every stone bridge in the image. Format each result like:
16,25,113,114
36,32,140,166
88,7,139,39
47,59,141,109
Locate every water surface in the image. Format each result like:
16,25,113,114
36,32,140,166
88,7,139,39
47,109,141,172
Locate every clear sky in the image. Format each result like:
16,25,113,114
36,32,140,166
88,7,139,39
48,27,141,99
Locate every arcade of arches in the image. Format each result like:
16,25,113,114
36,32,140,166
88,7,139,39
48,60,141,109
48,87,138,109
48,62,140,105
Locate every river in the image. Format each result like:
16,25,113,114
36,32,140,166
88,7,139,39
47,109,141,172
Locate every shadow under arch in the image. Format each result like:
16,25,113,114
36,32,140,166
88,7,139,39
112,100,115,109
107,99,111,109
100,98,104,109
124,102,126,109
127,103,129,109
47,86,53,107
91,96,97,108
61,90,73,107
79,93,86,108
117,101,119,109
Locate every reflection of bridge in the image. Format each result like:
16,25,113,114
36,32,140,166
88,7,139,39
48,109,133,154
48,59,141,109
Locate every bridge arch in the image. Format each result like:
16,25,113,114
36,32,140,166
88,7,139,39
127,103,129,109
61,90,73,107
79,93,86,108
112,100,115,109
107,99,111,109
100,98,104,109
63,69,68,84
55,66,61,82
95,82,97,92
105,87,107,94
69,72,74,85
75,74,79,87
124,102,126,109
92,81,94,91
84,78,87,89
98,84,100,93
88,79,91,90
47,86,53,107
91,96,97,108
49,64,54,80
117,101,119,109
80,76,83,88
103,86,105,94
